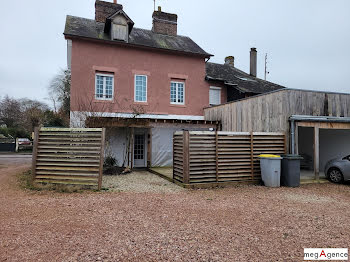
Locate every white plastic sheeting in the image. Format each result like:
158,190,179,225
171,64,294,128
105,127,128,167
151,127,176,167
151,126,210,167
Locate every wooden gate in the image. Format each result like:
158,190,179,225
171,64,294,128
174,131,286,186
32,127,105,189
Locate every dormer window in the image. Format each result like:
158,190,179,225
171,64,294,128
104,9,134,43
112,16,128,41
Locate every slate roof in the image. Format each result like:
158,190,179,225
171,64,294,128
64,15,211,57
206,62,286,94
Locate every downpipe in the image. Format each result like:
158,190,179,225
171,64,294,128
290,119,295,155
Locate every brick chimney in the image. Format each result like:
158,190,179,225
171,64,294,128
152,6,178,36
250,48,257,77
225,56,235,67
95,0,123,23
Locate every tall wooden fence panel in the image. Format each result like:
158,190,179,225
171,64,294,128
173,131,286,185
32,127,105,189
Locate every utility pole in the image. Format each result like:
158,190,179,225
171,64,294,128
264,53,269,80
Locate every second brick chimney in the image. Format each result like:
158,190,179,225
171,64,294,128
152,6,178,36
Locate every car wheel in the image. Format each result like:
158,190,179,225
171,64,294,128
328,168,344,183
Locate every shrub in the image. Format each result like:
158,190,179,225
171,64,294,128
104,156,117,167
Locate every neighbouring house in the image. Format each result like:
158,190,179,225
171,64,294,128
206,51,285,102
64,0,285,168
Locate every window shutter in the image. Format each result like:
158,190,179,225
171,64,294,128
209,88,221,105
113,24,127,41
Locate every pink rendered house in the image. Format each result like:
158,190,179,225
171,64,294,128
64,0,284,168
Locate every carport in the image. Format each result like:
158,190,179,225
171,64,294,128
290,115,350,181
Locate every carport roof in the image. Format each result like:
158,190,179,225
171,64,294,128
290,115,350,123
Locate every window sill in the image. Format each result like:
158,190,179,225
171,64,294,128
133,101,149,106
170,104,186,108
93,99,115,103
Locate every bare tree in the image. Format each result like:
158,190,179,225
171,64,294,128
20,98,49,132
48,69,71,118
0,95,23,128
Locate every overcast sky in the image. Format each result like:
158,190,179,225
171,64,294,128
0,0,349,106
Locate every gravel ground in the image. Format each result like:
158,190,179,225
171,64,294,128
103,171,185,193
0,156,350,261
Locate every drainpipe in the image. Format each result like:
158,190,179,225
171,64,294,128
290,119,295,154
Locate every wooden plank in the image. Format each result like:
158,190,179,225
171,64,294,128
37,158,100,163
40,127,102,132
31,127,40,183
35,179,97,186
37,154,100,159
36,175,98,181
183,131,190,184
36,162,100,167
36,166,99,172
98,128,105,190
36,171,99,177
39,133,102,137
38,145,101,150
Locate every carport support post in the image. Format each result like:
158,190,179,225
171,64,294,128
313,126,320,181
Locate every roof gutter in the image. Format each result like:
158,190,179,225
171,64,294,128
205,76,238,86
289,115,350,123
64,33,213,59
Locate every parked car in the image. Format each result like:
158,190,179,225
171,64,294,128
324,155,350,183
18,138,31,146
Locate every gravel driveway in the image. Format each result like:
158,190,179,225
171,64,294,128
0,155,349,261
103,171,185,193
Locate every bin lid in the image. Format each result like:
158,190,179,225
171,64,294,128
259,154,281,158
281,154,303,160
258,154,282,160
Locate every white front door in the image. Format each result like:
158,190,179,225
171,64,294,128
133,133,146,167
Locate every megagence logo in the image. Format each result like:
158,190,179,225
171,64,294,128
304,248,348,261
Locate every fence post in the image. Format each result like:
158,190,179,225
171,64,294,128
98,128,106,190
31,127,39,183
183,130,190,184
250,132,254,180
15,138,19,152
215,131,219,182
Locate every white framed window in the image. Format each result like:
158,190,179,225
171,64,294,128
134,75,147,102
209,86,221,105
170,82,185,105
95,73,114,100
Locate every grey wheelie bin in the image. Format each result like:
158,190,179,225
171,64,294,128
259,154,282,187
281,154,303,187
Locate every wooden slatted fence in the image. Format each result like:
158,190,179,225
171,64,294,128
173,131,286,185
32,127,105,189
